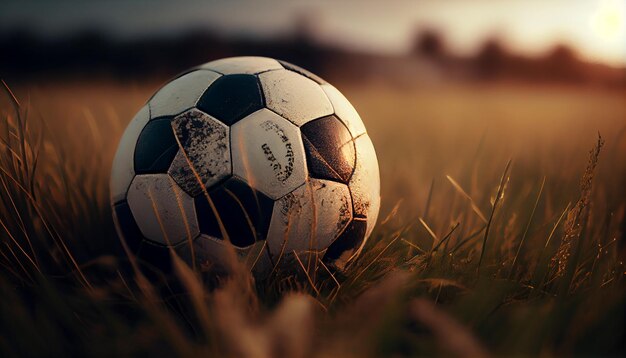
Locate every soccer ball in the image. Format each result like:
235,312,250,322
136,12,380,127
110,57,380,278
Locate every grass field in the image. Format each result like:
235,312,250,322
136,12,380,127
0,79,624,357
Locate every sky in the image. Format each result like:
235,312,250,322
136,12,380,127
1,0,624,66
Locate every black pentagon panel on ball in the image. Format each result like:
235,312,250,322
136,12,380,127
301,115,356,184
194,177,274,248
113,200,144,253
114,201,174,272
278,60,327,85
134,117,179,174
323,217,368,265
194,194,222,239
135,240,174,272
196,74,264,126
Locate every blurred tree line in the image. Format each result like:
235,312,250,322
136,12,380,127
1,26,624,88
412,28,624,86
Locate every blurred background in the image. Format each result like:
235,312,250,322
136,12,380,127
0,0,624,250
1,0,625,85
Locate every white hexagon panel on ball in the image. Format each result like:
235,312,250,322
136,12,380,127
110,105,150,204
168,109,231,197
230,108,307,200
149,69,221,118
259,69,333,127
127,174,199,246
200,56,283,75
266,178,353,261
176,234,273,277
350,134,381,239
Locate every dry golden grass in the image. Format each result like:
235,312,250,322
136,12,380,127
0,79,624,356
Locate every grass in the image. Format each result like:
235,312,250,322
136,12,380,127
0,79,625,357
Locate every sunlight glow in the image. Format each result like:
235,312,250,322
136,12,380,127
590,0,625,41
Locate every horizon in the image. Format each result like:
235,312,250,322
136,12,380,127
1,0,624,67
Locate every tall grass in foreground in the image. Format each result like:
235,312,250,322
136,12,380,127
0,81,624,357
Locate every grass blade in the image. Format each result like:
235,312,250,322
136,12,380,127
477,159,511,275
508,176,545,279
